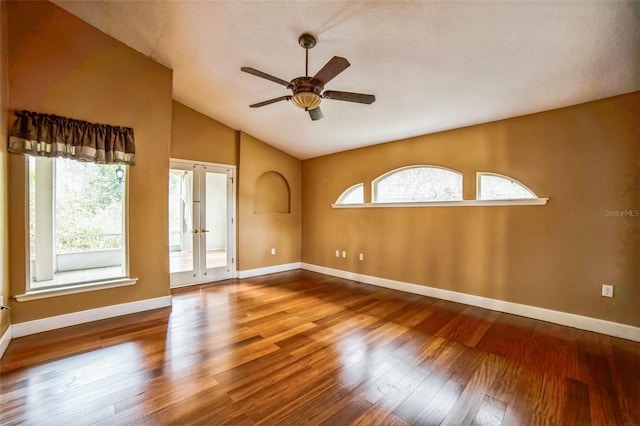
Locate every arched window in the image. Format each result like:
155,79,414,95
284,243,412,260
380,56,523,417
336,183,364,204
477,173,537,200
373,166,463,203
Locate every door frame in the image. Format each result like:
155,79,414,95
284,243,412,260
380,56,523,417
169,158,236,288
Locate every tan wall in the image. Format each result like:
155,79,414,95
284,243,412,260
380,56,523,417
171,101,238,165
302,92,640,327
6,1,173,323
238,132,301,270
0,0,10,337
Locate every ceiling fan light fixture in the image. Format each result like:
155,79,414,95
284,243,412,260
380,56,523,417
291,91,321,110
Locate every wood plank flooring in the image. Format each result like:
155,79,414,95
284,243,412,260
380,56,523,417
1,270,639,425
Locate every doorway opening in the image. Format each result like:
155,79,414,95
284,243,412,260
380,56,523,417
168,160,236,287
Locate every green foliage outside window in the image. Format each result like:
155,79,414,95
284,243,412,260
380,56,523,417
55,159,124,253
29,157,125,255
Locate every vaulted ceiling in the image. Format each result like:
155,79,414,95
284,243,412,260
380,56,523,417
53,1,640,159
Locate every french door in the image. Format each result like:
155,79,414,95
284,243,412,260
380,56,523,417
168,160,235,287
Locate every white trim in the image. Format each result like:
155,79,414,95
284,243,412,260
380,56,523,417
11,296,172,338
169,158,237,172
301,263,640,342
0,325,12,359
15,277,138,302
238,262,301,279
332,198,549,208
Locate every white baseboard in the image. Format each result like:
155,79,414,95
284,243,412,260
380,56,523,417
301,263,640,342
238,262,301,279
11,296,173,338
0,325,12,359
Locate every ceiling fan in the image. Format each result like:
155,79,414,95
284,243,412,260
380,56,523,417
241,33,375,121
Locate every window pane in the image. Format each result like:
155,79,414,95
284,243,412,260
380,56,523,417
374,167,462,202
29,157,126,288
478,174,536,200
55,159,123,253
338,183,363,204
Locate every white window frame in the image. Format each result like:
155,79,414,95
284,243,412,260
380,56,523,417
18,156,136,301
336,183,364,205
372,165,463,203
476,172,538,200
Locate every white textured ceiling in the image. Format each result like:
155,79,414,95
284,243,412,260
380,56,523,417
53,1,640,159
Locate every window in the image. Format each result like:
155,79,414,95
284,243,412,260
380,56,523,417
477,173,537,200
373,166,462,203
28,156,127,290
336,183,364,204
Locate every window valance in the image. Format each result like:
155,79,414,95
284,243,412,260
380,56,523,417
8,110,135,165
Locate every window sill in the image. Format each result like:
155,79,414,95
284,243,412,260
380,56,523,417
14,277,138,302
331,198,549,208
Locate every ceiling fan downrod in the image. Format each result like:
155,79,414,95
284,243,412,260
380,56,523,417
298,33,316,78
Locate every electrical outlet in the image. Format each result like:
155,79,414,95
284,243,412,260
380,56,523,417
271,248,276,255
359,253,364,261
342,251,347,258
602,284,614,298
335,250,340,257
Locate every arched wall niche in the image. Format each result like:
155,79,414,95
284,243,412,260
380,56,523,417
254,171,291,213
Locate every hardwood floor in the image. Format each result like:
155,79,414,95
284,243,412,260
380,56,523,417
1,270,639,425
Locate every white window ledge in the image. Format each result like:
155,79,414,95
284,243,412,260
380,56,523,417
14,277,138,302
332,198,549,208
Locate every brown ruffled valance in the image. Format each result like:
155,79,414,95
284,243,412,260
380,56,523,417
8,110,135,164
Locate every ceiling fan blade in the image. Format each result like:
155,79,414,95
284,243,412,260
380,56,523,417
308,107,323,121
249,96,291,108
323,90,375,104
312,56,350,84
241,67,290,87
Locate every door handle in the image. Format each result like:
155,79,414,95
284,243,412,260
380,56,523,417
191,229,199,234
201,229,210,233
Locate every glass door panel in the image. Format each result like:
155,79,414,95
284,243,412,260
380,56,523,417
201,168,233,281
205,171,228,270
169,169,194,273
